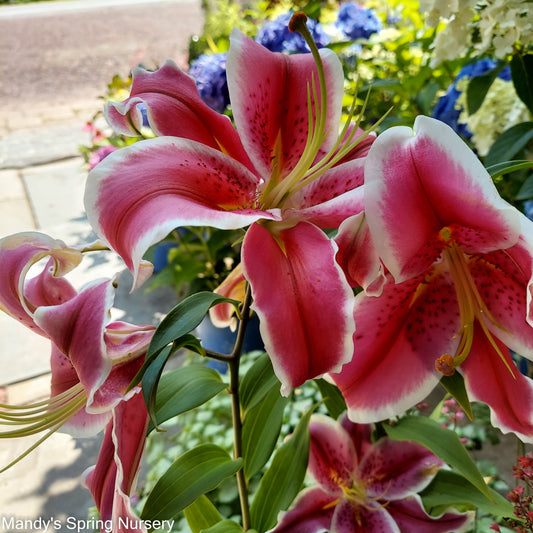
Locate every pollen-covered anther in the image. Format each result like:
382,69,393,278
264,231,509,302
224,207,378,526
435,353,455,376
439,226,452,243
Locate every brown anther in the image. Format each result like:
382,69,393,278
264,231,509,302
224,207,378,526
435,353,455,376
289,11,308,33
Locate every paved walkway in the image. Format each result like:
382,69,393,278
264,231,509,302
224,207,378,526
0,1,200,527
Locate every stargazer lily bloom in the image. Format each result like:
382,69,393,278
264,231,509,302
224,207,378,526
0,232,154,529
270,414,472,533
84,14,374,392
332,116,533,442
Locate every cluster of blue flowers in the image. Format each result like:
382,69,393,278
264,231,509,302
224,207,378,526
189,52,229,113
432,58,511,138
255,12,330,53
335,2,381,40
189,5,383,113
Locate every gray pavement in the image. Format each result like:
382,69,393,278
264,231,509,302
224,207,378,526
0,0,202,528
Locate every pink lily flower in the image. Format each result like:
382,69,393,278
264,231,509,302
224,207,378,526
270,414,472,533
332,116,533,442
84,17,374,392
0,232,154,526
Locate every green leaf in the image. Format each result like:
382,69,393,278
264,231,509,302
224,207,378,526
314,378,347,419
511,53,533,114
250,408,313,533
516,170,533,200
467,62,507,115
149,292,239,358
421,469,515,520
201,520,248,533
183,495,223,533
485,122,533,166
141,444,242,521
439,373,473,421
242,384,288,480
147,365,228,434
240,353,280,414
384,416,492,499
487,159,533,181
142,335,204,430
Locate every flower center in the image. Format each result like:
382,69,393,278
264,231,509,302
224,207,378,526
258,12,376,210
0,383,87,472
434,227,514,378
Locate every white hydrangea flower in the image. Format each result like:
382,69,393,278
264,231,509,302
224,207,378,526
419,0,532,64
456,77,530,155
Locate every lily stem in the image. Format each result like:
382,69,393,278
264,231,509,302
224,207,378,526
228,284,253,530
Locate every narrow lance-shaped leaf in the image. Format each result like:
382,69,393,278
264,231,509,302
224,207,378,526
467,61,507,115
314,378,347,419
485,122,533,166
183,494,223,533
141,444,242,521
384,416,492,500
511,53,533,114
487,159,533,181
143,335,204,430
439,373,473,420
242,383,288,480
250,407,314,533
147,365,228,434
420,469,515,520
240,352,280,414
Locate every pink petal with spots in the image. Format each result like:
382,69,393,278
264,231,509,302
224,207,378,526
105,60,253,169
335,213,386,295
360,437,443,500
269,486,335,533
104,321,155,363
227,28,344,181
84,390,149,533
460,327,533,443
387,495,473,533
85,137,280,289
0,232,81,332
364,116,521,282
332,270,458,422
340,415,374,460
308,414,357,495
469,245,533,359
34,279,115,410
242,221,354,394
332,499,400,533
286,160,365,229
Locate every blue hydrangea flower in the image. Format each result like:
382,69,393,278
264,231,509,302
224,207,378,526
524,201,533,221
335,3,381,41
256,12,330,53
189,52,229,113
432,58,511,138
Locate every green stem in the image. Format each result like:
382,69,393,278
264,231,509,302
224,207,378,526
228,284,253,530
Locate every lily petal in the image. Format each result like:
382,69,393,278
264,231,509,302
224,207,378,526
332,499,400,533
285,161,365,229
332,271,457,422
105,60,253,168
209,263,246,331
0,232,81,331
386,495,473,533
364,115,521,282
84,390,149,533
268,486,335,533
34,279,115,410
242,221,354,394
334,212,386,295
308,414,357,495
360,438,443,500
227,28,344,181
461,328,533,442
85,137,281,289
